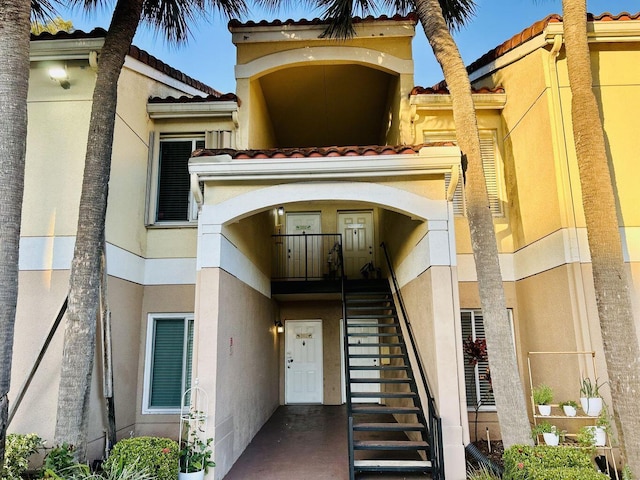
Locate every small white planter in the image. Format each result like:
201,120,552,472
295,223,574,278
585,426,607,446
580,397,603,417
537,405,552,416
179,471,205,480
542,432,560,446
562,405,577,417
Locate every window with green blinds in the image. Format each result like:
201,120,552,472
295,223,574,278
156,139,204,222
147,316,194,411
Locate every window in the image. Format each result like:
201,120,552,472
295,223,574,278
461,309,514,410
156,137,205,223
143,314,194,414
424,131,503,216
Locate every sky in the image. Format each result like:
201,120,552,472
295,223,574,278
57,1,639,94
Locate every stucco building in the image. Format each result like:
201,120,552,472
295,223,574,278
10,11,640,480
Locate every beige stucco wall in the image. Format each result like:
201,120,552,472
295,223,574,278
9,272,144,461
193,268,279,480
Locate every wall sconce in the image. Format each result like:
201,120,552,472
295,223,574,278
49,66,70,89
274,319,284,334
277,206,284,216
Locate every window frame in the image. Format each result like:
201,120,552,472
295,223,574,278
142,313,194,415
461,308,515,412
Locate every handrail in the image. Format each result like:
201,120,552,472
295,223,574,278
271,233,342,281
338,241,355,479
380,242,445,480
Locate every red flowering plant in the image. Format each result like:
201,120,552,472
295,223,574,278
463,336,492,390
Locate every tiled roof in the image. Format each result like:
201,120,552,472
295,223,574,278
228,13,417,30
410,86,505,96
148,93,239,104
31,28,220,96
466,12,640,75
192,143,454,159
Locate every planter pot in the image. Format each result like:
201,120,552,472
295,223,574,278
562,405,577,417
537,405,552,416
179,471,205,480
542,432,560,446
585,426,607,447
580,397,603,417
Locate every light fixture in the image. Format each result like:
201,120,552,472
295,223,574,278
49,66,70,89
275,319,284,334
277,206,284,216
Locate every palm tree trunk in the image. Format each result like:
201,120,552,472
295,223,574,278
0,0,31,465
562,0,640,473
415,0,532,447
54,0,143,460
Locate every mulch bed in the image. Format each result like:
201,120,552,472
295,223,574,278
466,439,505,469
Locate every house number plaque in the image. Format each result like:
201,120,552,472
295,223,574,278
296,333,313,339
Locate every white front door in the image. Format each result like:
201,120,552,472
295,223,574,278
338,211,374,277
285,320,323,404
285,213,322,278
347,320,381,403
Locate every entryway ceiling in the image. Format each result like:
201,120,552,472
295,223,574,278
258,64,396,148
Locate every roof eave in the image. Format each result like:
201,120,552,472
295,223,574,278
30,37,105,61
411,93,507,110
147,101,239,119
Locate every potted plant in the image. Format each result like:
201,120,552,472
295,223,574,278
580,377,604,417
532,384,553,416
531,421,561,446
179,408,215,480
559,400,579,417
179,431,215,480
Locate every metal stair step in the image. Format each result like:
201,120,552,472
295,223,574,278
353,440,429,451
349,353,405,358
348,342,403,348
350,365,408,371
353,460,432,472
352,422,426,432
346,323,399,328
352,405,420,415
348,332,399,337
348,314,397,319
350,377,412,384
351,392,417,399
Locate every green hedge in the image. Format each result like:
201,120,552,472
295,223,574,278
102,437,179,480
503,445,608,480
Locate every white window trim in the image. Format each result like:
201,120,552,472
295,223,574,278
147,134,205,226
424,130,506,217
142,312,194,415
462,308,515,412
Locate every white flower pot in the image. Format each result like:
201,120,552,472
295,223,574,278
580,397,603,417
562,405,577,417
585,426,607,446
179,471,205,480
542,432,559,446
537,405,552,416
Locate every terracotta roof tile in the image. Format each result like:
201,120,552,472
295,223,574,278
192,143,454,160
148,93,239,104
228,13,417,30
410,86,505,96
466,12,640,76
31,28,220,96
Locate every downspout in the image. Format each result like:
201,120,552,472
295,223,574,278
546,32,595,363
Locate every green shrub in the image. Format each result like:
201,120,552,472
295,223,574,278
530,467,609,480
2,433,44,480
503,445,602,480
467,463,501,479
102,437,179,480
41,443,91,479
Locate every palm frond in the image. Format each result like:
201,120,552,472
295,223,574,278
31,0,58,23
141,0,247,43
317,0,377,38
437,0,476,30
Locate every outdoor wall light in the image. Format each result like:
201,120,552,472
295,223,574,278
49,66,70,89
277,206,284,216
275,319,284,334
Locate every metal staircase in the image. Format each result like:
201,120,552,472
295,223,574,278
342,278,443,479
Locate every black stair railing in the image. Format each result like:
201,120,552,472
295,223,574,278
380,242,445,480
271,233,342,280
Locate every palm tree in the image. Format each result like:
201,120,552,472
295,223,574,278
0,0,55,465
0,0,31,467
314,0,532,447
562,0,640,473
54,0,247,460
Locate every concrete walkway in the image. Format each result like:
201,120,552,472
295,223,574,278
223,405,431,480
